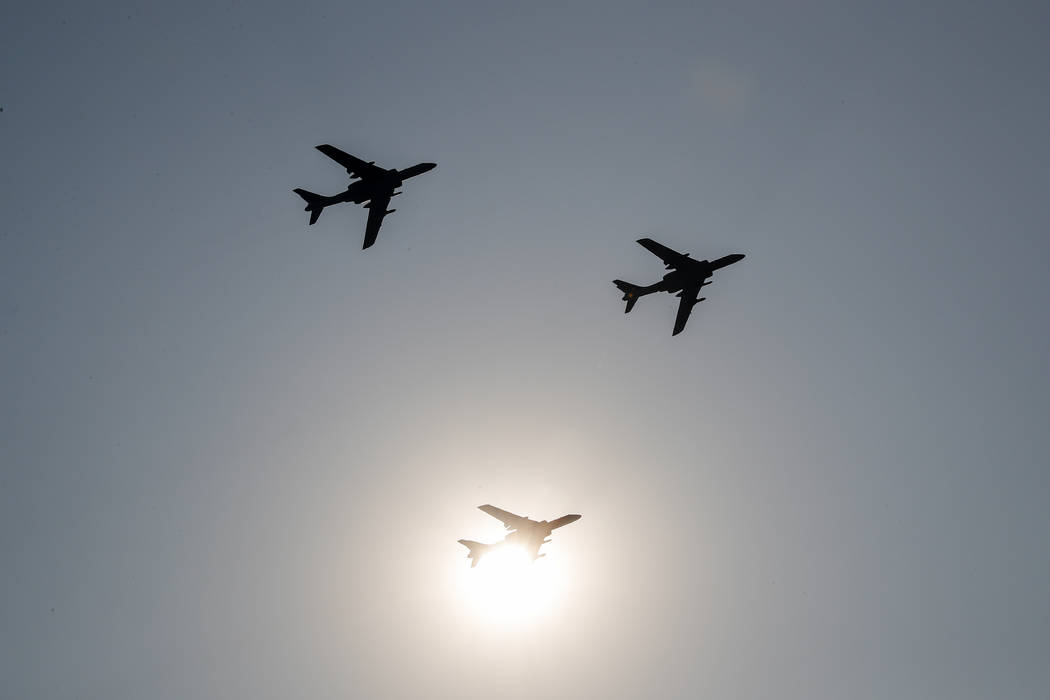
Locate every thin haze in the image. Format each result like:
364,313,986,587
2,2,1048,699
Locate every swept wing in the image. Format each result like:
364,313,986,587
315,144,386,180
478,504,534,532
637,238,693,270
361,194,392,249
673,286,704,336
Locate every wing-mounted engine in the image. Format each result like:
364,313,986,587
666,253,690,270
347,161,374,179
385,168,405,188
676,289,707,307
675,280,711,296
363,201,397,216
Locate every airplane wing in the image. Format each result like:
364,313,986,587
637,238,692,270
547,514,581,530
479,505,533,531
315,144,386,179
361,193,391,249
526,538,544,561
673,286,703,336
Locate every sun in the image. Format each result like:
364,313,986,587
457,544,566,625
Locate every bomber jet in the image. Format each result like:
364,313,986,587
614,238,745,336
293,145,436,249
458,504,581,568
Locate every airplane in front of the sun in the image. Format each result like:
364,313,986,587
458,504,581,568
293,144,436,249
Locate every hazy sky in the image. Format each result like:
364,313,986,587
2,2,1049,698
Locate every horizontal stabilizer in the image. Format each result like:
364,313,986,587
293,188,324,206
293,188,328,226
458,539,492,568
613,280,646,313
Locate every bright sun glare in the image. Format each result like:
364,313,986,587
458,544,566,625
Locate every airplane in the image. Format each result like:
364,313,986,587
613,238,745,336
458,504,581,568
293,145,436,249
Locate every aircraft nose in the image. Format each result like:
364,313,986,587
419,162,437,173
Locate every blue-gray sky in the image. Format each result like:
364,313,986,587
2,2,1049,698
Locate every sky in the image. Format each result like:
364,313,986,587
2,1,1049,698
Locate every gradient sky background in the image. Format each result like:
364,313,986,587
2,2,1049,698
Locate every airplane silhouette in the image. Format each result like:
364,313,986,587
293,145,435,249
614,238,745,335
458,504,581,567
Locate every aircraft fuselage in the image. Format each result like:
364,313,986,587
654,253,744,295
337,170,401,204
660,267,707,292
336,163,436,204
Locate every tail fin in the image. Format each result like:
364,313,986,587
613,280,647,313
293,188,328,225
458,539,492,568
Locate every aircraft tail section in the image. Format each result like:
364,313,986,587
293,188,331,225
458,539,493,568
613,280,649,313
